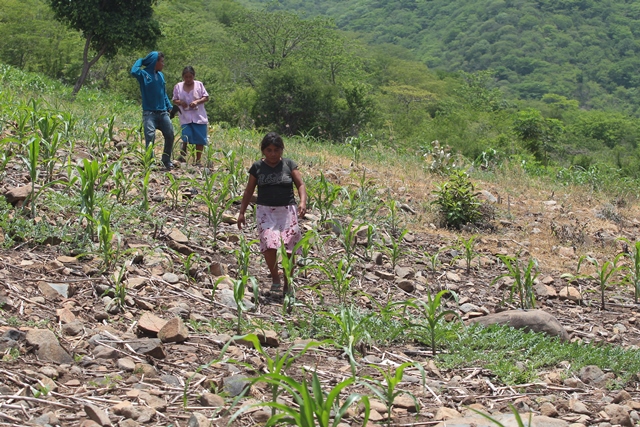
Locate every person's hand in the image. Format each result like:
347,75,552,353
189,99,199,109
298,203,307,218
237,213,246,230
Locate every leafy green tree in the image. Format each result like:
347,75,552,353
230,8,332,72
513,108,564,164
47,0,162,96
253,66,340,137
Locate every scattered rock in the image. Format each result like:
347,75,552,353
467,310,570,341
158,317,189,343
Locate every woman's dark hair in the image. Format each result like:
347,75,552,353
261,132,284,151
182,66,196,77
158,52,165,59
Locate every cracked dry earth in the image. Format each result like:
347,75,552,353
2,150,640,427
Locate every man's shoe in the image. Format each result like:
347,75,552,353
163,161,175,170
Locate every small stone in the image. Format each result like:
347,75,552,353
199,392,225,407
84,404,111,426
162,272,180,284
158,317,189,343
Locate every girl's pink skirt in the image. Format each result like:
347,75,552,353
256,205,301,253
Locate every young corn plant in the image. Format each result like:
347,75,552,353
455,234,480,275
232,334,326,418
313,256,355,306
377,229,408,270
618,238,640,304
77,158,109,237
232,235,260,333
583,254,627,310
95,207,121,270
232,275,258,334
361,362,426,427
320,305,372,378
492,255,539,310
110,161,137,204
196,171,240,238
165,173,183,210
403,290,462,355
383,199,405,238
231,371,370,427
423,246,446,274
308,172,342,223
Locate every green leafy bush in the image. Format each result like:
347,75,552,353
432,170,482,229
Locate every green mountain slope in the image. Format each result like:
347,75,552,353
241,0,640,114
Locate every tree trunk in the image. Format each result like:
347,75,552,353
71,35,106,98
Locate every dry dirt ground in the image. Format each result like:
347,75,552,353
2,145,640,427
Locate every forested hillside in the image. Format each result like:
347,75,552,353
242,0,640,115
2,0,640,180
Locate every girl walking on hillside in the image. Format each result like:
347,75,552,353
172,66,209,165
237,132,307,296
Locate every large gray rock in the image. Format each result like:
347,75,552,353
467,310,570,341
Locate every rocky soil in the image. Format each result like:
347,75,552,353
2,148,640,427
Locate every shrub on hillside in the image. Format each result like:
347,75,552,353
432,170,483,229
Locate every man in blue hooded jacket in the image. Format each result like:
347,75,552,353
131,51,175,169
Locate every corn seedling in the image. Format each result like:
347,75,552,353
320,305,372,378
618,238,640,303
455,234,480,275
309,172,342,223
183,252,201,281
583,254,627,310
232,334,326,417
403,290,461,355
383,199,405,238
196,171,240,237
110,265,128,309
165,173,182,210
423,246,446,273
96,207,121,270
313,256,355,306
110,161,136,204
77,158,108,237
232,274,259,334
378,229,408,270
21,136,40,218
231,371,370,427
492,255,539,310
335,218,366,266
361,361,425,426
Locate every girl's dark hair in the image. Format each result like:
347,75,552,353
261,132,284,151
182,66,196,77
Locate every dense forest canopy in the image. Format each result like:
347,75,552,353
241,0,640,115
2,0,640,178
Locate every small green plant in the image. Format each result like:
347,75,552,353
313,257,355,306
583,254,626,310
377,229,407,270
320,305,372,377
231,371,370,427
232,334,326,417
456,234,480,275
383,199,405,238
77,158,109,236
432,170,482,229
110,161,136,204
95,207,120,270
423,246,446,273
618,238,640,303
309,172,342,223
196,171,240,238
165,173,183,210
493,254,538,309
403,290,462,355
361,362,425,427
